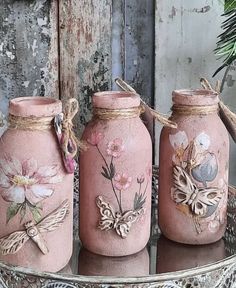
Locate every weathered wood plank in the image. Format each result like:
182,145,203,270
124,0,155,107
0,0,59,115
154,1,224,159
59,0,113,130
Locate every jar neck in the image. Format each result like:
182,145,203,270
172,89,219,116
8,97,62,131
171,104,219,116
92,106,143,120
92,91,142,120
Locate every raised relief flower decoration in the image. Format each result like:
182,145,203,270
114,173,132,191
0,156,63,223
169,131,188,164
87,131,104,146
191,152,218,186
106,138,124,158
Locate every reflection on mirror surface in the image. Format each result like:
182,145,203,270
78,247,149,277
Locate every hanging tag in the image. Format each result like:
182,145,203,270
54,113,77,174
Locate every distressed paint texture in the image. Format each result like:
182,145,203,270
0,0,59,115
59,0,112,131
155,0,236,184
125,0,155,106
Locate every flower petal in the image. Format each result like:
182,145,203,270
40,174,63,184
7,156,22,175
22,158,38,177
0,171,11,188
169,131,188,149
37,165,59,178
30,184,54,199
2,186,25,203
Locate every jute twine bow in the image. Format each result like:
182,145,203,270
115,78,177,128
61,98,87,159
200,77,236,142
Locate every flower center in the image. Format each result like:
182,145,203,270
112,144,120,151
119,176,128,185
11,175,36,186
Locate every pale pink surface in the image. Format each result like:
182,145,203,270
158,90,229,245
0,97,73,272
79,91,152,256
106,138,124,158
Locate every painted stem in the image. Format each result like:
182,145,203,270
96,145,122,213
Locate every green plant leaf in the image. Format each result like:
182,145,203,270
6,203,22,223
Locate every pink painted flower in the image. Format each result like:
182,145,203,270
137,174,145,184
114,173,132,190
106,138,124,158
87,131,104,146
0,156,63,205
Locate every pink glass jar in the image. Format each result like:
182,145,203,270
0,97,73,272
158,90,229,245
79,91,152,256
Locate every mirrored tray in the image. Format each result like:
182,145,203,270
1,169,236,288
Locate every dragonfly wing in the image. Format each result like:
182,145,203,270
0,231,29,255
38,199,69,233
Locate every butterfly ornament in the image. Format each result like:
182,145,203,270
172,166,222,217
0,200,69,255
96,196,145,238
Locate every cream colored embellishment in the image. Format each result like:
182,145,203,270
0,200,69,255
96,196,145,239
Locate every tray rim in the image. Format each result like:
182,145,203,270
0,247,235,284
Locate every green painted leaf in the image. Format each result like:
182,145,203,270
101,166,110,179
29,206,42,223
20,204,27,223
6,203,22,223
110,162,115,179
133,192,146,211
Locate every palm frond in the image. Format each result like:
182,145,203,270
213,2,236,76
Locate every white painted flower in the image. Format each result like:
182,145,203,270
195,132,210,151
208,220,220,233
169,131,188,164
0,156,63,205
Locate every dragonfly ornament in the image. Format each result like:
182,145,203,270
0,200,69,255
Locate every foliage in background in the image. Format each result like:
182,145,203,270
213,0,236,76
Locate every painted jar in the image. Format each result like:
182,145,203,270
0,97,73,272
158,89,229,245
79,91,152,256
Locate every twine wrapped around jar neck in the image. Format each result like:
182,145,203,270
8,98,85,173
93,106,145,120
171,104,219,115
8,114,53,130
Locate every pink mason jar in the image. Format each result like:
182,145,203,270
158,89,229,245
0,97,73,272
79,91,152,256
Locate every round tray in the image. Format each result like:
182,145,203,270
0,171,236,288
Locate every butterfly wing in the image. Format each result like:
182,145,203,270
172,165,196,205
0,230,29,255
191,187,222,216
96,196,116,231
115,208,145,238
37,200,69,233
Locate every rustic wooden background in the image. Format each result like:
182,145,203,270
0,0,236,183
